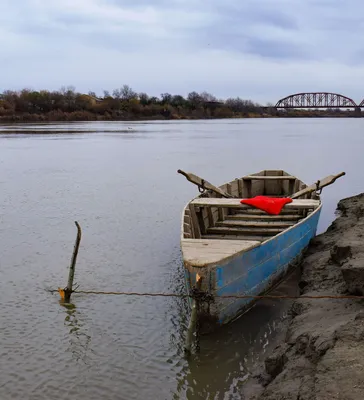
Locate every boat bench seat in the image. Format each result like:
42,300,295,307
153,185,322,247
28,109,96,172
190,198,320,210
181,239,261,268
243,175,296,180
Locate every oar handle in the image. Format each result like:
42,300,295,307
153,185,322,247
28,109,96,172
291,171,346,199
177,169,189,179
177,169,233,198
333,172,346,180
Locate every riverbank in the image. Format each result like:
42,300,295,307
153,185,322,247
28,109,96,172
1,88,362,122
0,112,269,123
243,193,364,399
0,111,361,123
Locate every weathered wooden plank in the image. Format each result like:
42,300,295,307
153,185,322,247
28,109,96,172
197,208,207,235
297,182,307,199
281,171,293,195
216,220,295,228
218,207,225,221
243,176,296,180
182,239,260,251
202,207,210,228
225,183,233,218
285,171,296,195
211,207,219,219
264,170,283,196
252,180,265,197
207,207,214,228
181,239,261,267
237,178,243,197
219,184,229,219
184,222,192,234
202,234,267,242
230,208,301,216
245,180,252,198
288,180,295,195
189,204,201,239
226,214,302,221
230,180,239,197
207,227,284,236
191,198,320,210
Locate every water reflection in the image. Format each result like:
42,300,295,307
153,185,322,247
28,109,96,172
172,269,299,399
60,301,93,364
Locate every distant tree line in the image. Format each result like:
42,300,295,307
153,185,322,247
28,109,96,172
0,85,358,122
0,85,268,122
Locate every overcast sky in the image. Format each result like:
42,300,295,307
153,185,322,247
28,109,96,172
1,0,364,104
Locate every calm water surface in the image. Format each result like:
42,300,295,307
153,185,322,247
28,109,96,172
0,119,362,400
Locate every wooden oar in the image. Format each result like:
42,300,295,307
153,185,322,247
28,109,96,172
291,172,346,199
177,169,233,198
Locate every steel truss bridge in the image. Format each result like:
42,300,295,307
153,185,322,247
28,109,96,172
275,92,364,109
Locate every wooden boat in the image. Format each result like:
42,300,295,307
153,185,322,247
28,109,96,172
179,169,345,336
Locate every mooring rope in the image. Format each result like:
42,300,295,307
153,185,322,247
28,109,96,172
50,289,364,300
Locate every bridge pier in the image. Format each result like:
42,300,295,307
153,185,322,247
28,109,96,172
354,107,361,117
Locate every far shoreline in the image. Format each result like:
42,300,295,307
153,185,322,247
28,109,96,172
0,113,362,125
1,88,362,123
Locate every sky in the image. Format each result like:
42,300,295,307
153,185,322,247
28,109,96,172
1,0,364,104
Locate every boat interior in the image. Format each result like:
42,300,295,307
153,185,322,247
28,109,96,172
181,170,321,267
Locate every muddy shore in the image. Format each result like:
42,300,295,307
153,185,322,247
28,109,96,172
242,193,364,399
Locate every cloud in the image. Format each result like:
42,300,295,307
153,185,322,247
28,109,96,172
1,0,364,103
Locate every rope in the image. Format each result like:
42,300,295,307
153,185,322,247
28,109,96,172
315,179,323,195
197,179,205,193
75,290,186,297
51,289,364,300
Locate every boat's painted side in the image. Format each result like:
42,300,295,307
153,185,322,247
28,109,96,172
182,202,321,328
213,204,321,324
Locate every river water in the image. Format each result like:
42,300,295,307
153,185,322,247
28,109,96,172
0,119,362,400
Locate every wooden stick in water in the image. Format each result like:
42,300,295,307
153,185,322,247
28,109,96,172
62,221,82,303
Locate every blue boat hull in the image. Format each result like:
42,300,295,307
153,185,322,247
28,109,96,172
183,205,321,330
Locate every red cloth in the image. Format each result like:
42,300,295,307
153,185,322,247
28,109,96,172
240,196,293,215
